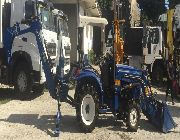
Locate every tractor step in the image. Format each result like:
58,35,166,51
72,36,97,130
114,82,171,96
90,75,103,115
0,65,8,81
99,108,112,114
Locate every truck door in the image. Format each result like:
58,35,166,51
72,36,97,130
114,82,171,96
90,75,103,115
143,27,162,65
151,28,161,56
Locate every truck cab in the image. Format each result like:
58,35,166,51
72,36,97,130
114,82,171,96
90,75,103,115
125,26,163,81
142,27,163,72
0,0,57,96
174,5,180,30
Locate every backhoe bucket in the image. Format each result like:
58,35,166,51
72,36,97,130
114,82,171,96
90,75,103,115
162,103,177,133
140,97,177,133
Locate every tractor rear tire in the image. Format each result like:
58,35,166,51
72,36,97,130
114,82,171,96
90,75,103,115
126,102,140,132
76,82,98,133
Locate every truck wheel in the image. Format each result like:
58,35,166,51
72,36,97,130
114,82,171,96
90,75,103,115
126,102,140,132
152,65,163,85
76,82,98,133
33,84,45,94
14,63,33,99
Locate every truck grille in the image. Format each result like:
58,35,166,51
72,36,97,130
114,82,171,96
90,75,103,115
64,46,71,56
64,58,70,66
51,58,56,67
46,43,56,56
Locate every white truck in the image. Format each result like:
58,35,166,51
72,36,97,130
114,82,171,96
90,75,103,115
125,26,164,83
0,0,58,97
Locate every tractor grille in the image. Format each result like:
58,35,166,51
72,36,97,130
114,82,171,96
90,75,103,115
46,43,57,56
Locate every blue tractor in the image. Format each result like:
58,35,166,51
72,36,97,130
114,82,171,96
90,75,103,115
74,51,149,132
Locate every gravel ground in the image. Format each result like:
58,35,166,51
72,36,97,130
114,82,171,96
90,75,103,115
0,84,179,140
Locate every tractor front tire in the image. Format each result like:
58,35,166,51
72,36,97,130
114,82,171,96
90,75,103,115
126,102,140,132
76,82,98,133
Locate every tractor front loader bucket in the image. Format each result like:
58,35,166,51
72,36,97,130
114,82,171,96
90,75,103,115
140,96,177,133
162,103,177,133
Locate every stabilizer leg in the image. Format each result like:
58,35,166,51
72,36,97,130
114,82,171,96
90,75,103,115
54,97,61,136
162,103,177,133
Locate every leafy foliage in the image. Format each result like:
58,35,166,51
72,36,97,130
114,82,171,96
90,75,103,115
169,0,180,8
88,49,95,64
98,0,112,10
98,0,166,24
137,0,166,24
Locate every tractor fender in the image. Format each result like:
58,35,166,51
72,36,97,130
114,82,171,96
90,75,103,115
75,69,103,94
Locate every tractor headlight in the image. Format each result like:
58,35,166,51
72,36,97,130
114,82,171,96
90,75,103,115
147,75,151,81
145,87,149,95
115,79,121,86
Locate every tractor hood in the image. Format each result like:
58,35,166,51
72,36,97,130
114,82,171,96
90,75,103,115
116,64,143,80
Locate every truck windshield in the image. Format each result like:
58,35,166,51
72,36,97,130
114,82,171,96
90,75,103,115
63,20,69,37
151,28,159,44
39,6,55,32
143,28,159,46
59,18,69,37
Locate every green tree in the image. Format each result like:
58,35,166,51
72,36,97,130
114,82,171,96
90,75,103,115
98,0,112,10
169,0,180,8
137,0,166,24
98,0,131,39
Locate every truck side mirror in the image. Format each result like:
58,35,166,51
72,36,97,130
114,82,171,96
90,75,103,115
107,30,113,47
25,0,36,20
108,30,113,39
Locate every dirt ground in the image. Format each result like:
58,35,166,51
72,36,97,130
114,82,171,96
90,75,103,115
0,85,180,140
